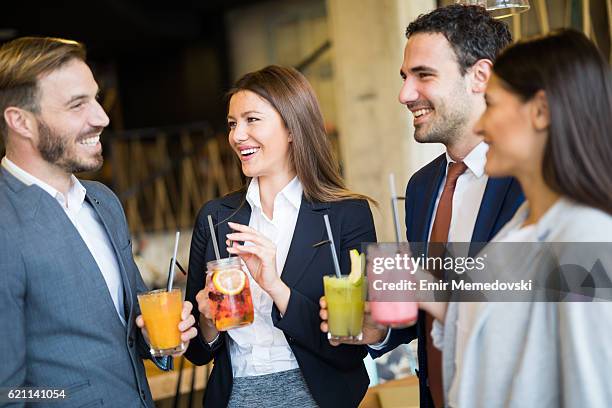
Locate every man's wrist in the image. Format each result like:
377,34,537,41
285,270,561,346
369,327,392,349
206,333,220,347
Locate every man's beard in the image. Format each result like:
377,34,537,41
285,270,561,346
412,84,472,146
37,120,104,174
413,104,468,146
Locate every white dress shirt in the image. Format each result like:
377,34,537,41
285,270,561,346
1,157,126,325
371,142,489,350
227,176,302,377
428,141,489,243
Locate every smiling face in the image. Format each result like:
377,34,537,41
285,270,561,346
34,58,109,173
227,90,293,179
475,74,547,178
399,33,473,146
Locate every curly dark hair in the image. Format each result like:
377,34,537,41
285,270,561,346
406,5,512,75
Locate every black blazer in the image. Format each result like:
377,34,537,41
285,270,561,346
368,153,524,408
185,190,377,408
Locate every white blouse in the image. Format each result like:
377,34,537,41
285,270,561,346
227,176,302,377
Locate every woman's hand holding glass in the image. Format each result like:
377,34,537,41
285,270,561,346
195,273,220,341
226,221,291,314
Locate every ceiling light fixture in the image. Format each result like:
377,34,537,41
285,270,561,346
455,0,530,19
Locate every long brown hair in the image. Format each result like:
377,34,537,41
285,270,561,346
228,65,376,205
494,29,612,215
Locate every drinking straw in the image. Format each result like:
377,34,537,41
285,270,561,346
207,215,221,261
389,173,402,243
323,214,342,278
166,231,181,292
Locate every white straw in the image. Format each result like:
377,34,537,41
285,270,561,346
323,214,342,278
166,231,181,292
389,172,397,199
207,215,221,261
389,173,402,243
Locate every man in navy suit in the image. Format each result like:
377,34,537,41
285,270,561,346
368,6,524,408
321,6,523,408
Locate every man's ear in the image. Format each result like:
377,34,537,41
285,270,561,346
4,107,37,139
470,59,493,94
531,90,550,131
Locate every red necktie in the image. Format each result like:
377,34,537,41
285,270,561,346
426,161,467,408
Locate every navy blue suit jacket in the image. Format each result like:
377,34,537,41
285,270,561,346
185,191,377,408
369,153,524,408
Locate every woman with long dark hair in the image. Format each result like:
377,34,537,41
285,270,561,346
423,29,612,407
184,65,376,408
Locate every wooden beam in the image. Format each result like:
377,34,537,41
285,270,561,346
536,0,551,34
583,0,591,38
565,0,573,27
513,13,522,41
178,131,203,228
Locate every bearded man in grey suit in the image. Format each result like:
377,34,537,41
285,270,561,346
0,37,197,407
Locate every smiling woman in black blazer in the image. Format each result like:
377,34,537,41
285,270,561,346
184,65,377,408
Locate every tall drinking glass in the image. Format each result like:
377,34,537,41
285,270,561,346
370,301,418,327
138,288,185,357
323,275,366,341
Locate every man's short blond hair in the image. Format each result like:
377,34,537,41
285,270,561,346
0,37,86,137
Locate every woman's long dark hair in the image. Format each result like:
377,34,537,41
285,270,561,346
494,29,612,215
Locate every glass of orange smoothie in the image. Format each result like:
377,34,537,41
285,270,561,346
138,288,185,356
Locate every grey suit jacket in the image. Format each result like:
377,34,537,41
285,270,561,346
441,199,612,408
0,168,164,407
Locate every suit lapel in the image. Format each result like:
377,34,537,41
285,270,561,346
281,197,328,288
2,169,127,327
414,155,447,243
218,193,251,259
472,177,513,242
469,177,513,257
85,190,134,322
29,189,127,329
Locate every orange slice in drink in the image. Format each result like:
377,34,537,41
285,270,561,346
212,269,246,295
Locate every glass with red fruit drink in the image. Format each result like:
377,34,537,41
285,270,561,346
206,257,254,330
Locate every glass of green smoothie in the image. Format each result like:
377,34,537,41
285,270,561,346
323,250,366,341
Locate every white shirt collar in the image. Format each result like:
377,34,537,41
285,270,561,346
445,141,488,178
246,176,303,211
1,156,86,209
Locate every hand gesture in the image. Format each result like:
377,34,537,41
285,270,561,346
225,221,283,295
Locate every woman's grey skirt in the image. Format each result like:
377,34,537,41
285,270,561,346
227,368,318,408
